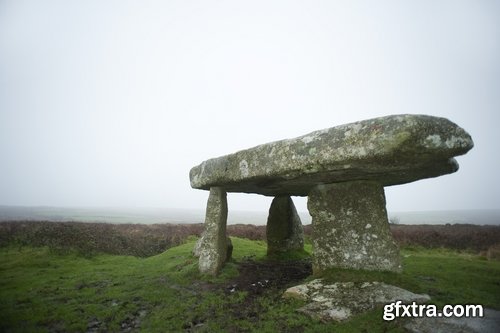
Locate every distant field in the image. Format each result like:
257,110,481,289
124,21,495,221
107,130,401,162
1,205,500,225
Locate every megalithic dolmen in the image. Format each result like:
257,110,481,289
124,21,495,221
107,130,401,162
189,114,473,275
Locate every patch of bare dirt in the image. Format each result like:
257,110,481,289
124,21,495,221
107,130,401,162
219,258,312,329
225,258,312,296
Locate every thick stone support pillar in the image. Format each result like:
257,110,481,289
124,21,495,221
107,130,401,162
197,187,229,275
266,196,304,256
307,181,401,274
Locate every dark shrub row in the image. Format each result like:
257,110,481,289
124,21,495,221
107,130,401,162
0,221,204,257
390,224,500,252
1,221,499,257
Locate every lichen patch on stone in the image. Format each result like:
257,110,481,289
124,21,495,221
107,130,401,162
239,160,249,177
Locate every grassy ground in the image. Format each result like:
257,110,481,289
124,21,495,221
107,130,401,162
1,238,499,332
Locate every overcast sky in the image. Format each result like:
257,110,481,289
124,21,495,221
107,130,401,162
0,0,499,213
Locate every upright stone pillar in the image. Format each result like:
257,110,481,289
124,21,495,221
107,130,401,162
197,187,229,275
266,196,304,256
308,181,401,274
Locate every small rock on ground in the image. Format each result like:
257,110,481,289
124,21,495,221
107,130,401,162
283,279,430,322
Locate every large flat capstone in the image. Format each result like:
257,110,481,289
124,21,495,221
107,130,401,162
190,114,473,196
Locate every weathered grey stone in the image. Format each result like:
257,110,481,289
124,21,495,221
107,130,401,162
192,236,203,257
197,187,229,275
283,279,430,322
225,236,233,262
190,114,473,196
193,235,233,261
308,181,401,273
266,196,304,256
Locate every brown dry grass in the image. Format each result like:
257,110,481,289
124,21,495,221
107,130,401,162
486,243,500,260
389,224,500,252
1,221,499,257
0,221,204,257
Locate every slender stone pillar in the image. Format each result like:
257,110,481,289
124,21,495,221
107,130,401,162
266,196,304,256
197,187,229,275
307,181,401,274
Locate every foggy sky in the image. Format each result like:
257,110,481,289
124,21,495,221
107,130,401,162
0,0,499,213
